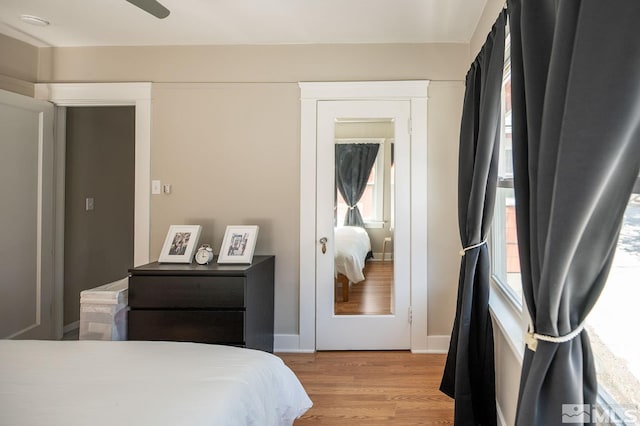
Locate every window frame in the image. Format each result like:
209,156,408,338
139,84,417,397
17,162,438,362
490,26,523,312
490,181,522,308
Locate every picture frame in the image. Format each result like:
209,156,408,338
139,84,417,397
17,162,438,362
158,225,202,263
217,225,259,264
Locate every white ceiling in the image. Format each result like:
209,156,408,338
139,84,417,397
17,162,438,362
0,0,487,48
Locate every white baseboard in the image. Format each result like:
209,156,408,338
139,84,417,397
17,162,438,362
63,321,79,334
275,333,450,354
370,252,392,261
274,334,314,353
412,335,450,354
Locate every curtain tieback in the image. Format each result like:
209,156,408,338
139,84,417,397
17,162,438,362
348,205,357,210
525,321,585,352
459,240,487,256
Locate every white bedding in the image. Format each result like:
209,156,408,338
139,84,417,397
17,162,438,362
0,340,312,426
334,226,371,283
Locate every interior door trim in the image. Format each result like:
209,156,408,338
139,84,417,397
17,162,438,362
298,81,429,352
34,82,152,338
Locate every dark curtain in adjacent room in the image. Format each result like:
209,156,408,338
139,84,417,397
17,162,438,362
335,143,380,227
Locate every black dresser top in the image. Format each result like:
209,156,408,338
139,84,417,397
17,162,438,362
129,255,274,277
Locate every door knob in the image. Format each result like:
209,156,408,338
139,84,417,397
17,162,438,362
319,237,328,254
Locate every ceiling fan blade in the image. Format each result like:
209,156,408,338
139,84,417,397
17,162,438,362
125,0,170,19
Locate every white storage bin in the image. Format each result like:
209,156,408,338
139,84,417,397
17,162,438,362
79,278,128,341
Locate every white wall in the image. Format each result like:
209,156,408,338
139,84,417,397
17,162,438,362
150,82,302,332
0,33,476,351
426,81,464,337
0,33,37,96
34,43,467,345
494,326,523,425
470,0,506,60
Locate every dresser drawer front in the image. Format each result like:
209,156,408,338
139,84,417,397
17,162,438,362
127,310,245,345
128,276,245,308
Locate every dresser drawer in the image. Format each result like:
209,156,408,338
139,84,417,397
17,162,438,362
127,310,245,345
128,275,245,308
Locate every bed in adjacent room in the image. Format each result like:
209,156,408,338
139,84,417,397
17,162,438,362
334,225,371,302
0,340,312,426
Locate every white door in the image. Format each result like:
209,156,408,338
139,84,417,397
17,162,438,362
0,89,55,339
316,100,411,350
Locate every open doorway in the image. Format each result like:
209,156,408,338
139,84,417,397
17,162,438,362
35,82,152,338
63,106,135,330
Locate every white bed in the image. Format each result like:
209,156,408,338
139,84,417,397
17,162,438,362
0,340,312,426
334,225,371,284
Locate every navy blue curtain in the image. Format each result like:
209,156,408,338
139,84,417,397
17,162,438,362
335,143,380,227
440,10,506,426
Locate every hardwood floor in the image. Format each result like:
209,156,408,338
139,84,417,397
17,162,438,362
278,351,454,425
335,261,393,315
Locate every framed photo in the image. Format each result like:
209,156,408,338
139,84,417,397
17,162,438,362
217,225,259,264
158,225,202,263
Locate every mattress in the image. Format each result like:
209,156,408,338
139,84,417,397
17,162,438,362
334,225,371,283
0,340,312,426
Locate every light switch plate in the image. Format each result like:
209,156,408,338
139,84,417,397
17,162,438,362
151,180,161,195
85,197,94,211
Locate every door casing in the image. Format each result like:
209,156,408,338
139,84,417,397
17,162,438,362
34,82,152,338
299,81,430,352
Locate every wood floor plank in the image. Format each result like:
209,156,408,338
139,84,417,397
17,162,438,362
335,261,393,315
277,351,454,425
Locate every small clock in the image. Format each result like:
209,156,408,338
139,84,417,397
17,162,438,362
195,244,214,265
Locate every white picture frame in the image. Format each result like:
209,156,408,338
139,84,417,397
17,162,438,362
217,225,259,264
158,225,202,263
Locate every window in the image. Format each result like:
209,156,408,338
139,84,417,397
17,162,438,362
335,139,385,228
491,29,523,307
586,185,640,414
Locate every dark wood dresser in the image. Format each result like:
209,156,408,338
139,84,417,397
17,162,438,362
127,255,274,352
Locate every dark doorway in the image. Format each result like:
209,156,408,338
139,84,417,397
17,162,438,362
64,106,135,326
